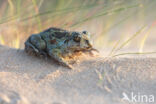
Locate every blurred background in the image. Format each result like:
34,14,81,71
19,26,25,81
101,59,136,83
0,0,156,56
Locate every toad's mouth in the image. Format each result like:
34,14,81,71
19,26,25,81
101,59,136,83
73,48,99,56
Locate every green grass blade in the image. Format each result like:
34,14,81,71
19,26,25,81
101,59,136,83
70,4,140,27
31,0,42,31
0,3,99,24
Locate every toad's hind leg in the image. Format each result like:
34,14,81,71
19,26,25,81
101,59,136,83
25,42,39,55
48,49,73,69
25,42,47,58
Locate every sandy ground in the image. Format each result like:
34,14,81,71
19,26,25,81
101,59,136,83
0,45,156,104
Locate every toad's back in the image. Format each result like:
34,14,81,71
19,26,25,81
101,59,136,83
40,27,71,39
38,27,71,50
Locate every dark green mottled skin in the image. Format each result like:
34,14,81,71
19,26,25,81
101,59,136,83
25,27,98,69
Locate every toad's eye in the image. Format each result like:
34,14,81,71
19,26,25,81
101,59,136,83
73,36,81,42
82,31,87,34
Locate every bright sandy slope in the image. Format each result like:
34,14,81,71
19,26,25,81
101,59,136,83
0,45,156,104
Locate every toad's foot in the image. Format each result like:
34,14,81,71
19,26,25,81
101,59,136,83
48,49,74,69
82,48,99,56
63,63,73,69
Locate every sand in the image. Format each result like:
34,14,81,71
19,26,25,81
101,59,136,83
0,45,156,104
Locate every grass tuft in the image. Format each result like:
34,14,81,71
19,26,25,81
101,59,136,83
0,0,155,54
109,25,146,56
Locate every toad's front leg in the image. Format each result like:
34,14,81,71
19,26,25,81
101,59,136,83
48,49,73,69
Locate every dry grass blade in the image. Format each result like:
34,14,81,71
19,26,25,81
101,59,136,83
112,51,156,57
108,15,133,56
109,39,121,56
7,0,14,15
139,28,151,52
139,21,156,52
114,25,146,53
